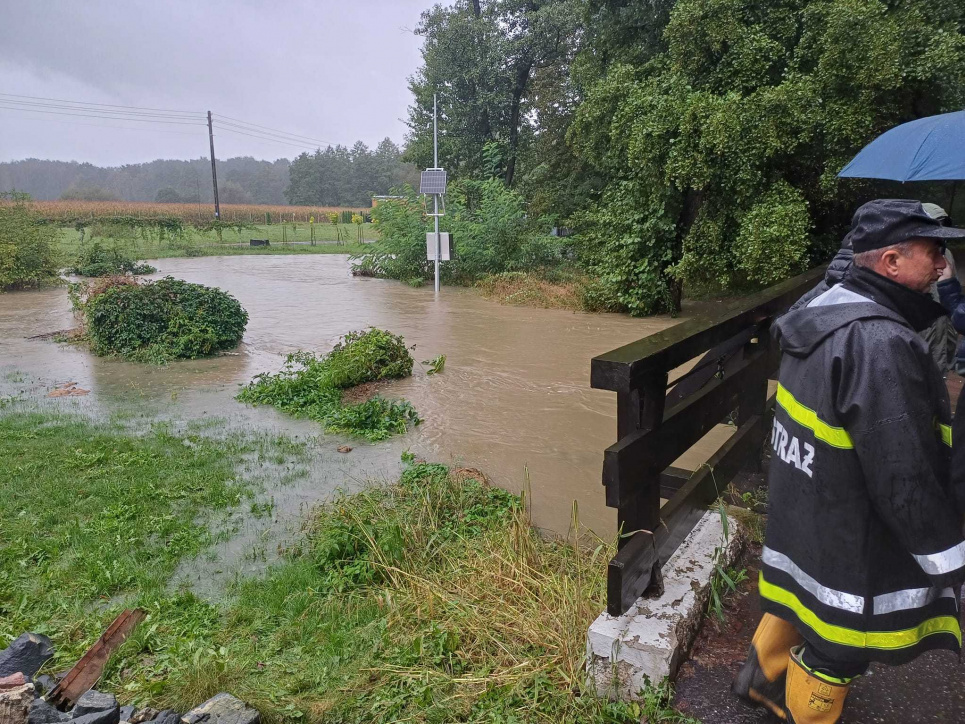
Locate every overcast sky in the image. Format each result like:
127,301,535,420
0,0,427,166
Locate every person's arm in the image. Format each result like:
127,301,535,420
837,325,965,588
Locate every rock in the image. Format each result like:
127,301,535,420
72,692,117,719
0,684,34,724
0,674,27,691
27,699,69,724
148,711,180,724
127,709,158,724
182,694,259,724
0,634,55,679
118,708,134,723
31,677,55,698
336,445,352,453
71,710,119,724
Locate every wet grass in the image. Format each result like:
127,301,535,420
57,225,370,261
0,410,694,723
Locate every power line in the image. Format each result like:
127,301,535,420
0,92,201,115
0,97,202,121
214,120,328,150
215,125,322,153
0,110,206,136
213,113,335,147
0,102,206,125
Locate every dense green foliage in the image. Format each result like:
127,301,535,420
354,181,567,285
407,0,965,315
0,202,61,290
238,329,420,441
68,241,156,276
80,277,248,363
285,139,418,207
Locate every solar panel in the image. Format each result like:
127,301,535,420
420,169,447,195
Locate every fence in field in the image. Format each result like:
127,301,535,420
590,266,825,616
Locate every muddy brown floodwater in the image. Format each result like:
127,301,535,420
0,255,732,549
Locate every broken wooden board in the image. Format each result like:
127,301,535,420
47,609,146,710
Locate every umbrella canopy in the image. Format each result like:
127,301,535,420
839,110,965,181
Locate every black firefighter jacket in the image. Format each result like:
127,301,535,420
761,265,965,665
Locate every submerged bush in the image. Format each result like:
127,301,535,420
238,329,419,441
0,202,61,291
79,277,247,363
68,241,157,277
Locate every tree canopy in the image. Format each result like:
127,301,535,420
405,0,965,314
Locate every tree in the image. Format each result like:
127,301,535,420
0,201,60,291
569,0,965,315
218,180,253,205
405,0,582,187
155,187,183,203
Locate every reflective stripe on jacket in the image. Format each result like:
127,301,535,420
762,266,965,665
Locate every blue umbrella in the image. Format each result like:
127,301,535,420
839,110,965,181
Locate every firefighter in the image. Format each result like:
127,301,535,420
732,199,965,723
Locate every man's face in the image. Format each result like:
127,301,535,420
889,239,947,293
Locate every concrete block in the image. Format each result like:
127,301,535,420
586,509,747,701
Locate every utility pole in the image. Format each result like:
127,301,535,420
207,111,221,220
433,93,440,294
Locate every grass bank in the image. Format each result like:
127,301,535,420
475,271,623,314
0,408,695,723
57,224,372,261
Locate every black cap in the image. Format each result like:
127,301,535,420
846,199,965,254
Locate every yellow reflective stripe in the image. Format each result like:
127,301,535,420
759,574,962,651
939,423,952,447
775,384,854,449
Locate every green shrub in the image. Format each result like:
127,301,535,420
238,329,419,441
68,241,156,277
80,277,248,363
353,181,568,286
325,328,413,388
0,203,61,291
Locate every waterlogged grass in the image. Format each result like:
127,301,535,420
0,411,695,723
0,410,302,665
57,224,372,261
136,463,664,723
239,330,420,442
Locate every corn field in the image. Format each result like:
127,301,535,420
3,200,371,225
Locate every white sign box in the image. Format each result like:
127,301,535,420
426,232,452,261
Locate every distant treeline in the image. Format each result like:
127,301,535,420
0,138,417,208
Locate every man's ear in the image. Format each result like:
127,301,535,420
880,249,902,277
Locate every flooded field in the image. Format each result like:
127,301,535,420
0,255,728,548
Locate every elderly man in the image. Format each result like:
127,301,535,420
732,199,965,723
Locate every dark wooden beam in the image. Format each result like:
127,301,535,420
591,266,824,394
603,346,769,509
660,467,692,500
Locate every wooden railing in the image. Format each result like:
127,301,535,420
591,266,826,616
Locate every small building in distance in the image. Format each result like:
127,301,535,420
371,195,406,208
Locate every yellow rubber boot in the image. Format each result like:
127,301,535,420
732,614,804,719
785,647,852,723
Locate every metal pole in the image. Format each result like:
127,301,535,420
434,93,441,294
207,111,221,220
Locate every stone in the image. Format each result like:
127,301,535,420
70,711,119,724
118,708,134,723
31,677,56,698
0,684,34,724
27,699,68,724
0,635,55,679
0,676,27,692
127,709,158,724
148,711,179,724
586,510,747,701
72,692,117,719
182,695,259,724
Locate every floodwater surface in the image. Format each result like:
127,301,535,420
0,255,730,542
